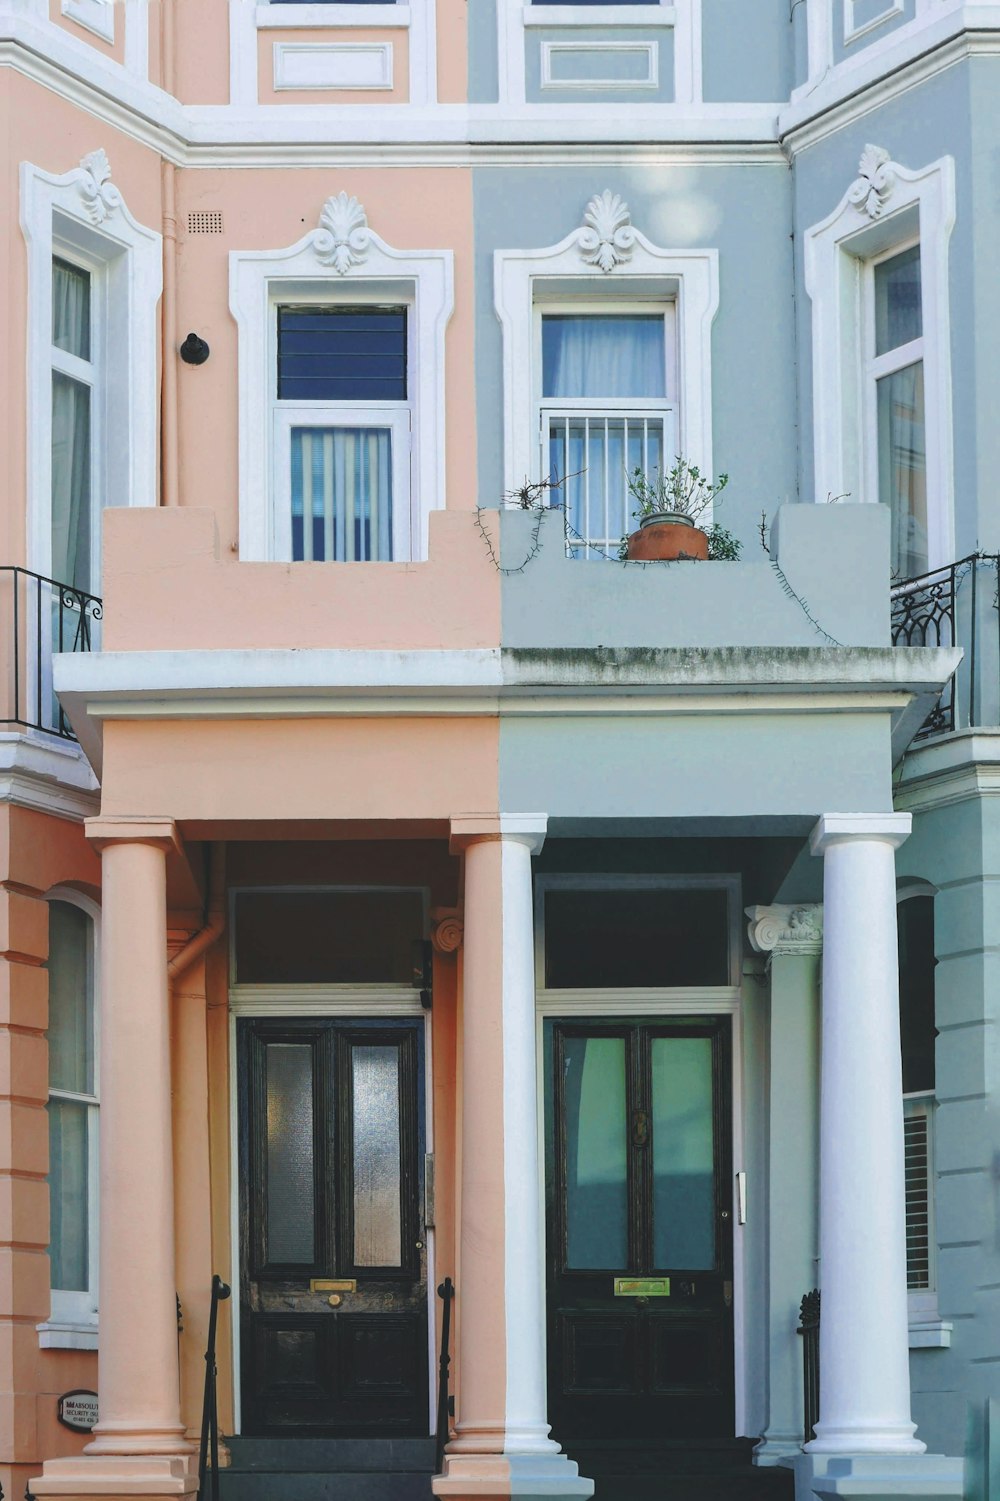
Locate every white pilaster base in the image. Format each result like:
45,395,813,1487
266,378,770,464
782,1452,964,1500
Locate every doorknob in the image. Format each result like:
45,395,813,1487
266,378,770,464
631,1110,650,1147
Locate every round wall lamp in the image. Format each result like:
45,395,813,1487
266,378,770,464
179,332,210,365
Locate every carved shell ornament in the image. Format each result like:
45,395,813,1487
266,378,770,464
76,149,122,226
848,145,897,221
577,190,636,273
313,191,372,274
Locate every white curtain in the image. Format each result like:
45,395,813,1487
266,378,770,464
542,314,665,400
291,427,393,561
878,361,928,580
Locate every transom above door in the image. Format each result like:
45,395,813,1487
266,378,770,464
545,1018,733,1442
237,1017,427,1436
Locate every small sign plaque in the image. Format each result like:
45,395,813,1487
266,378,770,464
613,1276,671,1298
58,1390,98,1433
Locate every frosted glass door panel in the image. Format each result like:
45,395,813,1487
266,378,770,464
652,1037,715,1270
352,1045,402,1267
266,1044,316,1265
564,1035,628,1269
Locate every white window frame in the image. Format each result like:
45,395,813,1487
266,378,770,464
230,204,453,562
61,0,115,42
804,150,955,570
273,402,412,561
495,201,718,517
20,153,162,587
498,0,701,109
229,1,436,106
39,887,101,1345
844,0,905,46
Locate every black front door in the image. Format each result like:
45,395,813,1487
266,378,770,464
238,1017,428,1435
545,1018,733,1442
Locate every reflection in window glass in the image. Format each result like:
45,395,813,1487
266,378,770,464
546,887,730,989
235,889,424,984
266,1044,316,1264
878,362,927,580
874,246,922,356
652,1037,716,1270
352,1046,402,1267
564,1036,628,1269
48,1098,88,1291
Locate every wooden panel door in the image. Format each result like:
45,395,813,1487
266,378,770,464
238,1017,428,1435
545,1019,733,1442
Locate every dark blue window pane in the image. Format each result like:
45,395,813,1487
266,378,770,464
277,307,407,402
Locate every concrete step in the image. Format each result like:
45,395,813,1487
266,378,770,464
217,1471,434,1501
225,1437,436,1472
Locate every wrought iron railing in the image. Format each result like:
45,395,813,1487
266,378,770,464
0,567,102,741
797,1288,820,1445
435,1277,455,1475
198,1274,231,1501
891,554,1000,741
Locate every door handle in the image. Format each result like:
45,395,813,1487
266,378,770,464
632,1109,650,1147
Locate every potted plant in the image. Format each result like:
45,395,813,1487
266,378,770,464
624,458,730,562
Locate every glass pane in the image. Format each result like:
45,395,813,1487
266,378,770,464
545,888,731,989
52,258,91,360
874,246,922,356
290,427,393,562
266,1044,316,1264
549,416,667,558
878,362,927,580
48,1097,89,1291
898,896,936,1094
235,890,424,984
277,307,406,401
51,372,91,591
652,1037,716,1270
352,1046,402,1267
542,315,666,399
564,1036,628,1269
47,901,93,1095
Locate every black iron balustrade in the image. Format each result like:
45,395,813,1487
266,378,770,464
797,1288,820,1445
891,554,1000,741
0,567,102,741
198,1274,231,1501
435,1277,455,1476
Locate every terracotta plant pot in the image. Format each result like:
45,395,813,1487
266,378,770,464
626,512,709,562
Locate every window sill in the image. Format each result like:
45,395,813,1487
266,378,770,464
909,1319,952,1349
37,1320,99,1351
255,4,411,28
524,5,676,27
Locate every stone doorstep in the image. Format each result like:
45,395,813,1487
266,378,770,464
28,1454,198,1498
780,1452,964,1500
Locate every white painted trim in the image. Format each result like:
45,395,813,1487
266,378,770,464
804,151,955,570
226,1001,435,1435
230,985,427,1015
272,40,394,90
229,203,453,562
36,1318,99,1350
123,0,148,77
0,731,100,822
61,0,114,44
540,39,659,90
845,0,905,47
499,0,697,106
495,202,718,509
19,154,162,588
231,0,433,106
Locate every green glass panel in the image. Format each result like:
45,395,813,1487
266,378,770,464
47,901,93,1095
652,1037,715,1270
48,1097,89,1291
564,1036,627,1269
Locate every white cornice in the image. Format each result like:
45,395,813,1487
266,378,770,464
894,729,1000,812
0,732,100,822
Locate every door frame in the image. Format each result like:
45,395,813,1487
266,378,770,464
533,873,748,1437
228,985,434,1437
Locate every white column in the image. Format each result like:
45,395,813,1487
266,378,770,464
807,813,924,1456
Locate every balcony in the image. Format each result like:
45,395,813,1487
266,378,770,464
891,555,1000,741
0,567,102,742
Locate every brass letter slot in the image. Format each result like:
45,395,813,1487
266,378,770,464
613,1276,671,1298
310,1279,356,1294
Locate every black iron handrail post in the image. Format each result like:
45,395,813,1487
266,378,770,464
796,1288,820,1445
435,1277,455,1475
198,1274,231,1501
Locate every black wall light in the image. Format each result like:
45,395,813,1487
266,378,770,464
179,332,210,365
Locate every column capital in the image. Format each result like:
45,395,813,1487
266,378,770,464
85,815,181,856
450,814,547,856
746,903,824,955
810,812,911,857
